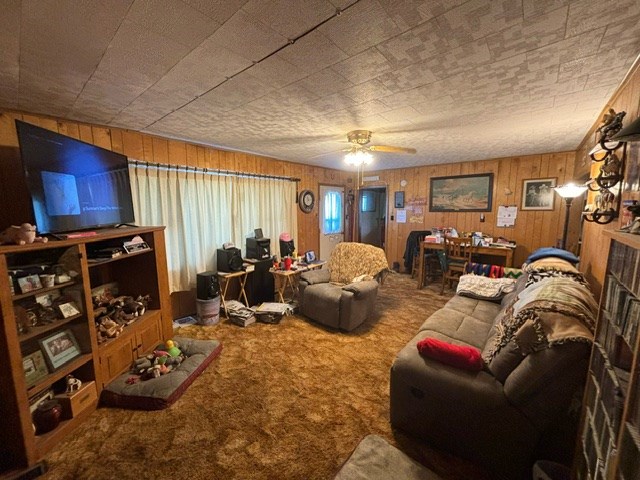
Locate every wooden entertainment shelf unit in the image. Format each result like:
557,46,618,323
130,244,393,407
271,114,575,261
0,226,171,478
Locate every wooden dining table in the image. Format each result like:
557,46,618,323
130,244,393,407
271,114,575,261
416,241,515,289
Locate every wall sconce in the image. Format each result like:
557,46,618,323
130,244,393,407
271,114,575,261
554,183,588,250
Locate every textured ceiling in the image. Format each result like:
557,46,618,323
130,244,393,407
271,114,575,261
1,0,639,171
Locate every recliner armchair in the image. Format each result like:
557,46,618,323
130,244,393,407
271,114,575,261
298,242,389,331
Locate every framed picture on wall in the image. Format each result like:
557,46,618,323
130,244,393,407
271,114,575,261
521,178,556,210
429,173,493,212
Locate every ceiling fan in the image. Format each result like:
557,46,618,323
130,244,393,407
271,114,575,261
342,130,416,166
345,129,417,154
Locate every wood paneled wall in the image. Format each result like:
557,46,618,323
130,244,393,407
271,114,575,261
0,109,579,272
576,61,640,298
0,110,353,258
364,151,576,268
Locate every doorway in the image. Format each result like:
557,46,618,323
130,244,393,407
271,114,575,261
319,184,345,261
358,187,386,248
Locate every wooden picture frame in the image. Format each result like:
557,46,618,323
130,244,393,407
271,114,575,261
23,350,49,387
521,178,556,211
39,329,81,370
429,173,493,212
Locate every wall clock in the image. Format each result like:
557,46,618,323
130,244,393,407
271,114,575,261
299,190,315,213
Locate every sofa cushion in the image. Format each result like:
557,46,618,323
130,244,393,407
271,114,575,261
418,307,495,350
417,337,483,371
443,295,504,320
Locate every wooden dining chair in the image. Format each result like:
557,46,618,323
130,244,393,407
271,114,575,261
440,236,476,294
410,233,427,278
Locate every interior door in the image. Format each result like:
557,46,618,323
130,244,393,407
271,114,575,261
358,187,386,248
319,185,344,261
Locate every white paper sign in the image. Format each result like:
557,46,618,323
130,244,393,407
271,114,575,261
497,205,517,227
396,209,407,223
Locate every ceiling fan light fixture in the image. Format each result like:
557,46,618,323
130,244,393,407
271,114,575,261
344,149,373,166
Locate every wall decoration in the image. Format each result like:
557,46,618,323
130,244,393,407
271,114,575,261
429,174,493,212
39,329,81,370
298,190,315,213
521,178,556,210
394,191,405,208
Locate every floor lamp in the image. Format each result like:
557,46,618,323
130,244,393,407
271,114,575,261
554,183,588,250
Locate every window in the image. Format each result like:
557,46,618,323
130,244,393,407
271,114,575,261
361,190,376,212
323,191,343,234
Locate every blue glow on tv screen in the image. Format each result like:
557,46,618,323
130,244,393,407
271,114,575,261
16,120,135,234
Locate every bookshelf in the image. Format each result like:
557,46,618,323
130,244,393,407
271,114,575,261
574,230,640,479
0,226,171,478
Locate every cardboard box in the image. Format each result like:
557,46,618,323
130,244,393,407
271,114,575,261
55,381,97,419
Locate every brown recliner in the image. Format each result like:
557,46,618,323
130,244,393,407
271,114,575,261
298,242,389,331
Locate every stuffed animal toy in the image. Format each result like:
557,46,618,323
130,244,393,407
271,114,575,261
0,223,48,245
165,339,182,357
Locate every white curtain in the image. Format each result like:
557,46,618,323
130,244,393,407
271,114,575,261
129,162,298,292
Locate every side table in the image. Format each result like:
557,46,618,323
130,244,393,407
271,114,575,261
217,270,249,314
271,262,325,303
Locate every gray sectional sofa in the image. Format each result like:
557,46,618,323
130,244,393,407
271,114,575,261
390,259,597,479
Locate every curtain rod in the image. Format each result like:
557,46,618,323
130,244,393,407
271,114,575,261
129,159,300,182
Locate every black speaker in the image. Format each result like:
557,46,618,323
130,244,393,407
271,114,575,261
196,271,220,300
217,248,243,272
245,258,274,305
279,239,295,258
246,237,271,259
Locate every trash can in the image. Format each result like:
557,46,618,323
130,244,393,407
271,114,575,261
196,296,220,326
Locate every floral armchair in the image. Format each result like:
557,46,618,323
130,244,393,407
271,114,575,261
298,242,389,331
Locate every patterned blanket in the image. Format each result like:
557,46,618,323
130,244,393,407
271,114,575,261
485,271,597,362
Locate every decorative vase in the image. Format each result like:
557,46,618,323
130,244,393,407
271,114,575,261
33,399,62,435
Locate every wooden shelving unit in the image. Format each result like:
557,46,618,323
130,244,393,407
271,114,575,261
574,230,640,479
0,226,171,477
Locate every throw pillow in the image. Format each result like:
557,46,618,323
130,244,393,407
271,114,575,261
525,247,579,265
416,337,484,371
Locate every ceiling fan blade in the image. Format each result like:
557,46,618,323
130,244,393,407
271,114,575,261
368,145,416,154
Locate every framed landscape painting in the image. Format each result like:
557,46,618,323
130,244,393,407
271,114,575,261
521,178,556,210
429,173,493,212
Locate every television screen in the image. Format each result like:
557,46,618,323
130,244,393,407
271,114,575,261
15,120,135,234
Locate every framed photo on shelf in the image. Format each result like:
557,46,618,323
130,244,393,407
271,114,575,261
429,173,493,212
17,274,42,294
521,178,556,210
23,350,49,387
39,329,81,370
57,301,81,319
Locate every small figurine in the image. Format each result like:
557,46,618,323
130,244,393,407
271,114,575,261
0,223,48,245
66,375,82,394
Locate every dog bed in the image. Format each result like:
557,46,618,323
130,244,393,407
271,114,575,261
101,337,222,410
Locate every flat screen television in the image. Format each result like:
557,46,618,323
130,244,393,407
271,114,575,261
15,120,136,235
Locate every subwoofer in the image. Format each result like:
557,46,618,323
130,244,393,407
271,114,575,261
217,247,243,272
196,271,220,300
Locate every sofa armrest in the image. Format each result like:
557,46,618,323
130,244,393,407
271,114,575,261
342,280,378,297
299,268,331,285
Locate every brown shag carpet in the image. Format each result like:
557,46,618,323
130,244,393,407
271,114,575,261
42,273,491,480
